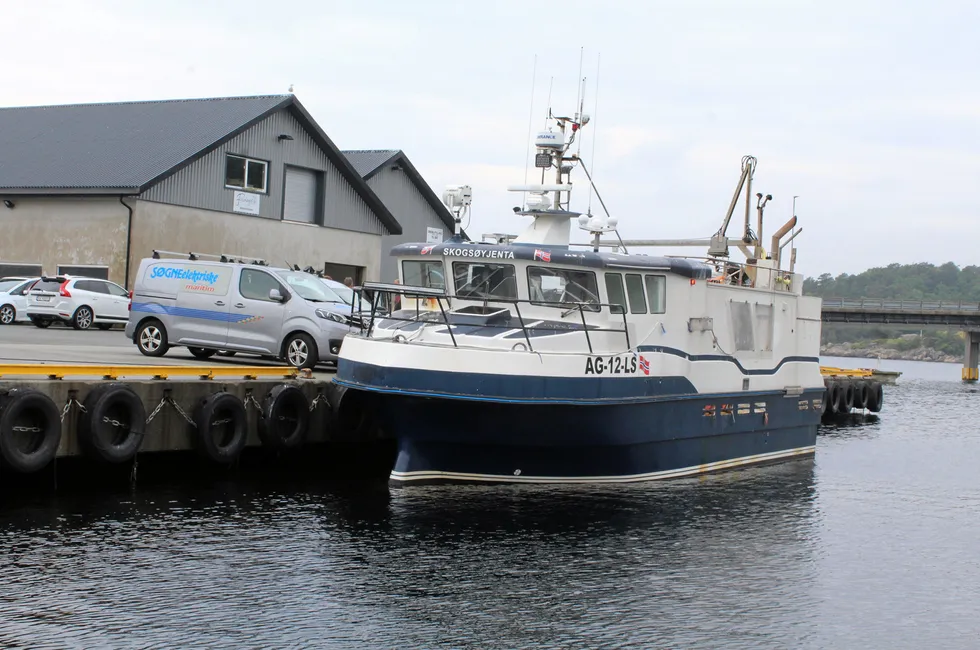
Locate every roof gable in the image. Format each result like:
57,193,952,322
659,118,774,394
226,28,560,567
0,95,291,192
343,149,457,233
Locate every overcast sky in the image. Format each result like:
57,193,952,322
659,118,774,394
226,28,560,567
4,0,978,279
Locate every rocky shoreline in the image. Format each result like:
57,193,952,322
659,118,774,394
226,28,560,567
820,343,960,364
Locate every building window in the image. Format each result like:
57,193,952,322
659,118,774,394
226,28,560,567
452,262,517,300
226,154,268,193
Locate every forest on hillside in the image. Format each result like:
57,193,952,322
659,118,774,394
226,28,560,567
802,262,978,360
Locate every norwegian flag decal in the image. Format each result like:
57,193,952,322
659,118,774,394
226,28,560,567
639,355,650,375
420,245,435,255
533,249,552,263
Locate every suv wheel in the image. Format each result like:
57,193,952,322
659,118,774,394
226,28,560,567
72,306,94,330
136,320,170,357
0,304,14,325
283,333,318,370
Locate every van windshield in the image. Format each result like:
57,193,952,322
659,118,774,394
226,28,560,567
280,272,340,303
326,282,372,312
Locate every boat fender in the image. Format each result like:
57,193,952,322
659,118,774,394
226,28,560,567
840,381,855,413
258,384,309,449
826,381,841,415
77,384,147,464
867,381,884,413
0,388,62,473
855,382,871,411
193,392,248,464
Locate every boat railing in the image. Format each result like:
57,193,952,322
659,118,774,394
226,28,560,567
354,282,631,354
668,256,796,292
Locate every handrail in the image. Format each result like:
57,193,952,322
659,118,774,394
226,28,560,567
355,285,633,353
821,298,980,312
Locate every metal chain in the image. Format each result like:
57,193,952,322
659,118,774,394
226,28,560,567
309,392,328,412
145,397,168,424
102,416,128,428
144,396,197,427
12,425,42,433
244,391,263,412
59,397,88,422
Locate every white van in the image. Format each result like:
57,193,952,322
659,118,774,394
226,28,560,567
124,257,357,370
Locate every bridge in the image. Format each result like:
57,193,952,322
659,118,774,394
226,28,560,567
820,298,980,382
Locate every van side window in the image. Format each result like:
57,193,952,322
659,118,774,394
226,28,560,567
240,269,284,302
604,273,626,314
645,275,666,314
625,274,647,314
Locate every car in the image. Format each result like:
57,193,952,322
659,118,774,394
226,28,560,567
0,277,39,325
26,276,131,330
125,257,357,370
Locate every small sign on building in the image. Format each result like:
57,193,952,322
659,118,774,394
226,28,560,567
426,227,444,243
233,191,261,215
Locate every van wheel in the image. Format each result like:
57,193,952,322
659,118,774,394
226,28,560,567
136,320,170,357
283,333,318,370
188,347,217,360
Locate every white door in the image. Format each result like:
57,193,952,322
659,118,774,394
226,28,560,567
104,281,132,320
283,167,318,223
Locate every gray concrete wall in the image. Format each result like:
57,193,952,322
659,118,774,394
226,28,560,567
369,167,451,281
0,197,129,281
128,200,381,287
140,109,387,235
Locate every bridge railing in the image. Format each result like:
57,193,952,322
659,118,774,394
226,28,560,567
822,298,980,312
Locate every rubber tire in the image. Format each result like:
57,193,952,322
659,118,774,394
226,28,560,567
193,392,247,464
867,382,884,413
31,317,52,329
259,384,310,449
827,381,841,415
282,333,319,370
188,347,217,360
855,382,871,410
77,384,146,464
840,382,855,413
72,305,94,330
0,304,15,325
136,319,170,357
0,389,62,473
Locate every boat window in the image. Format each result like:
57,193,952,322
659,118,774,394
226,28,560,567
452,262,517,300
604,273,627,314
401,260,445,290
625,274,647,314
644,275,666,314
528,267,600,312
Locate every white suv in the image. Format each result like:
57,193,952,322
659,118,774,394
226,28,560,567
27,276,131,330
0,277,39,325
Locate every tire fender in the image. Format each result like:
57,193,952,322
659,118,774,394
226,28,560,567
0,389,62,473
840,381,855,412
855,382,871,410
867,382,884,413
193,392,247,464
259,384,310,449
827,381,841,415
77,384,146,463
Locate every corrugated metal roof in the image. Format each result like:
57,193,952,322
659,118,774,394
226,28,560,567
0,95,291,191
342,150,400,178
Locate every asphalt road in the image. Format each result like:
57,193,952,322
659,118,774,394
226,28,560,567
0,323,336,375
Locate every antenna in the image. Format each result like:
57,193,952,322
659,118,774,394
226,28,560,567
523,55,538,209
588,53,601,215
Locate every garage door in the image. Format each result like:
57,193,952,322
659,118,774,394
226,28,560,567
283,167,318,223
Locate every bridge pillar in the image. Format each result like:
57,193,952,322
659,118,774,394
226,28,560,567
964,330,980,382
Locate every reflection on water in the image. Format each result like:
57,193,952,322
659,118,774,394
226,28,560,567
1,358,979,648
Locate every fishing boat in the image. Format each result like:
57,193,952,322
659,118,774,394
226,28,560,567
333,102,825,484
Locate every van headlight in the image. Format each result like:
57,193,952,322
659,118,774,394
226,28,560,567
315,309,348,324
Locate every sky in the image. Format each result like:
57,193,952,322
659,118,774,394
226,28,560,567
3,0,979,279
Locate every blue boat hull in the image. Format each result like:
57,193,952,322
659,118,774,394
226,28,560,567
338,384,824,484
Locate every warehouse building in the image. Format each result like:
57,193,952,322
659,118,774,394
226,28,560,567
343,150,459,281
0,94,403,287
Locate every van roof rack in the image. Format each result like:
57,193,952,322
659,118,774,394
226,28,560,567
151,250,268,266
